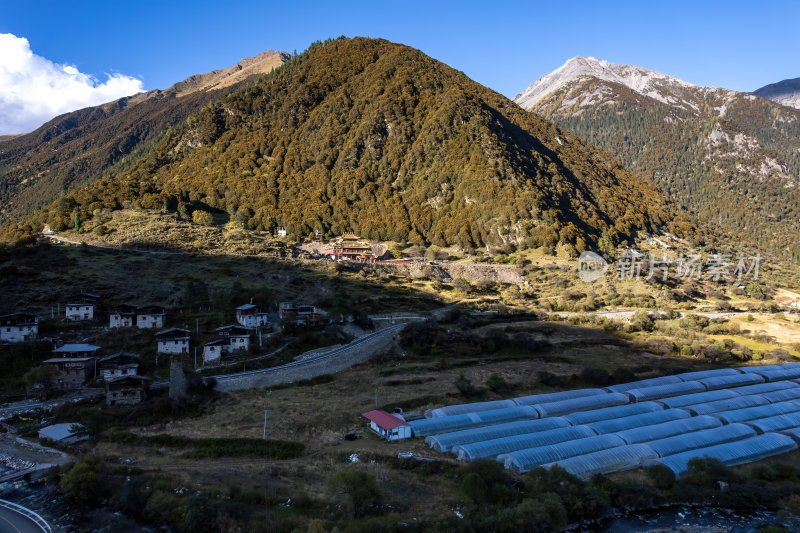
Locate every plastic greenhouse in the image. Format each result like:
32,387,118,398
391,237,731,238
454,425,597,461
615,415,722,444
747,367,800,382
533,393,630,417
414,363,800,475
562,401,664,425
587,408,690,435
645,423,757,458
543,444,659,479
745,411,800,433
624,381,707,402
644,433,798,477
409,406,538,437
425,417,570,452
657,389,740,408
760,388,800,403
424,399,517,418
605,375,684,393
711,401,800,424
696,373,765,390
685,395,769,416
676,368,744,381
512,388,607,407
780,427,800,444
499,434,626,473
731,381,797,396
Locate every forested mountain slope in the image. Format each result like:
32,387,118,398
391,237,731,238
0,51,288,222
11,38,696,254
516,57,800,260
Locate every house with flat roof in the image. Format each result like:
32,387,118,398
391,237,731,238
106,375,148,406
109,304,137,328
98,352,139,380
65,292,100,321
136,305,166,329
45,343,100,391
65,301,96,321
156,328,190,354
203,325,253,364
235,303,270,328
39,423,89,444
0,312,39,343
279,302,321,326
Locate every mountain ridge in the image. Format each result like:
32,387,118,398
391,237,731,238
754,77,800,110
0,50,288,222
514,57,800,260
5,37,697,254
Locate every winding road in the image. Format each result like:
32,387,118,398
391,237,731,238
0,500,51,533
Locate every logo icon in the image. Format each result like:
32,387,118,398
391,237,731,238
578,251,608,283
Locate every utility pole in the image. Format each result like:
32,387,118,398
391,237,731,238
194,347,197,369
263,409,268,440
375,388,378,408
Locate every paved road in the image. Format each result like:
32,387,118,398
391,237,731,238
214,322,407,386
0,501,49,533
0,389,103,418
559,310,760,321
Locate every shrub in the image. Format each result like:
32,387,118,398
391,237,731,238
60,457,104,506
768,349,793,362
647,464,676,490
455,375,482,397
144,490,185,525
628,310,654,332
327,469,382,518
192,210,215,226
460,472,489,504
486,374,514,395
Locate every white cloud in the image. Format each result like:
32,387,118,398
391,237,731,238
0,33,144,135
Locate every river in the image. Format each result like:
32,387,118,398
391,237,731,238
596,505,800,532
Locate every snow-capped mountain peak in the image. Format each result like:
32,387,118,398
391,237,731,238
514,56,703,110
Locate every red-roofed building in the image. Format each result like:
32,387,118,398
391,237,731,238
362,410,411,440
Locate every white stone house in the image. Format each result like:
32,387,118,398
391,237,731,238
277,227,287,237
65,292,100,321
0,313,39,343
203,325,252,365
66,302,96,321
216,325,252,352
155,328,190,354
136,305,166,329
109,304,136,328
235,304,270,328
98,352,139,380
202,339,225,365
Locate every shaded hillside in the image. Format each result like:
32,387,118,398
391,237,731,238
17,38,695,254
517,57,800,260
0,51,288,222
754,77,800,110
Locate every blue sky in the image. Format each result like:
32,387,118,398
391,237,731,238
1,0,798,133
